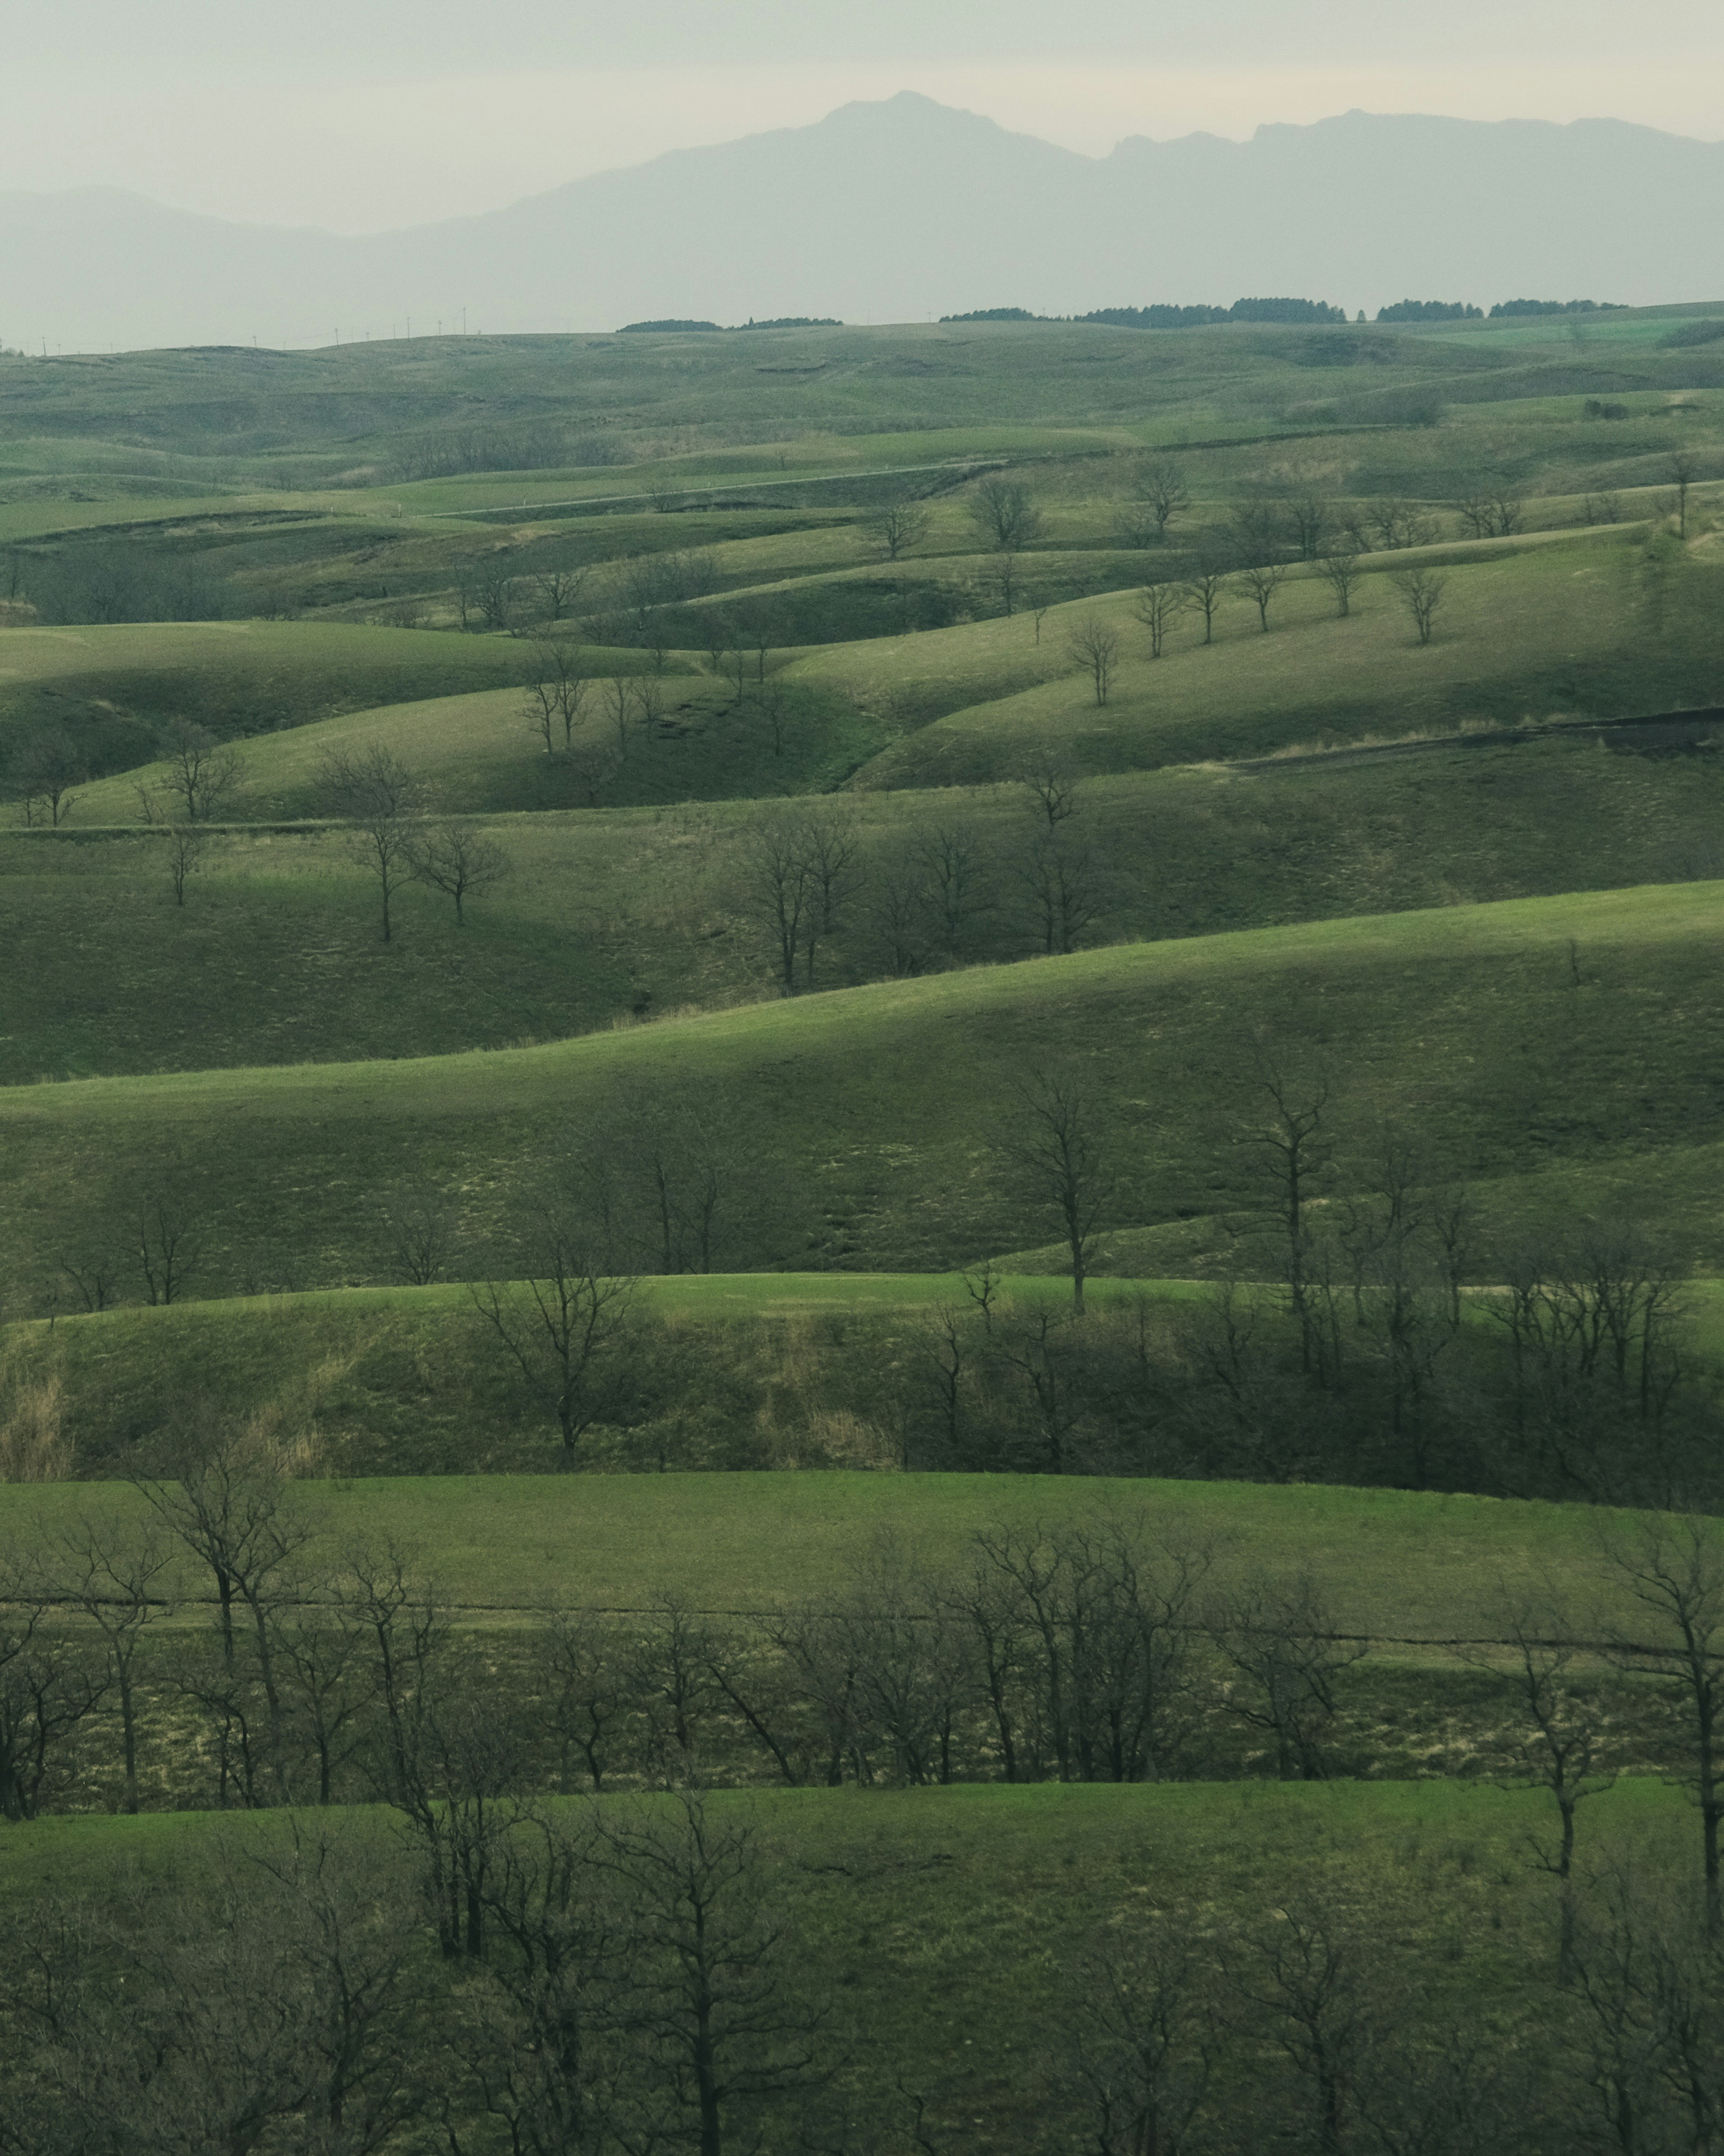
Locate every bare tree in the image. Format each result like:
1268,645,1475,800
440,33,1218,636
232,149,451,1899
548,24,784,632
1392,566,1447,646
1022,755,1082,833
163,821,208,906
1275,473,1334,561
1456,483,1524,540
136,1191,202,1307
796,802,861,990
1246,1064,1331,1373
409,818,511,925
1236,561,1287,632
1180,561,1230,646
987,550,1024,617
471,1213,638,1464
912,818,994,957
156,719,243,822
1008,1068,1115,1313
54,1516,175,1814
865,495,932,561
1133,581,1184,658
603,676,637,761
0,1547,108,1820
1020,831,1100,958
1317,550,1362,618
1068,614,1122,704
525,641,590,755
592,1791,836,2156
741,811,814,995
1603,1516,1724,1932
1060,1915,1217,2156
1668,448,1699,540
381,1177,461,1285
530,562,589,623
1244,1905,1372,2155
968,475,1044,551
5,726,85,827
318,742,421,942
1213,1576,1364,1781
1136,457,1193,542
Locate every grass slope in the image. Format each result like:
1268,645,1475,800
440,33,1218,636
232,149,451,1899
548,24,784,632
3,880,1724,1305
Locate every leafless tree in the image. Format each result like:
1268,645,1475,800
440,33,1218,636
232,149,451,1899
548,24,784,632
529,562,589,622
525,641,590,755
912,819,994,957
968,475,1044,551
1456,483,1524,540
0,1546,108,1820
156,719,243,822
592,1791,837,2154
539,1611,631,1791
1392,566,1447,646
1135,457,1193,542
742,811,814,994
1180,560,1230,645
1022,755,1082,833
1668,449,1699,539
1213,1575,1364,1781
1068,614,1122,703
381,1177,462,1285
136,1190,202,1307
1602,1516,1724,1931
53,1516,175,1814
318,742,421,942
988,549,1024,617
1243,1905,1372,2155
5,726,85,827
1350,498,1438,551
1060,1914,1217,2156
1133,580,1184,657
1008,1068,1115,1313
1245,1063,1331,1372
1317,550,1362,618
163,820,207,905
471,1213,638,1464
603,676,637,760
1236,561,1287,632
409,817,511,925
1020,831,1099,957
465,561,518,631
865,495,932,561
1275,474,1334,560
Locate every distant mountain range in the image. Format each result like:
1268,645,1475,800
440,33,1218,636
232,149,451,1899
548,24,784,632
4,94,1722,355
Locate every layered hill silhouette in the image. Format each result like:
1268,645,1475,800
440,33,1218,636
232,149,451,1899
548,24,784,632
4,93,1723,354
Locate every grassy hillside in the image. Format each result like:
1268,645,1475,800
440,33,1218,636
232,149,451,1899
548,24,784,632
3,880,1724,1311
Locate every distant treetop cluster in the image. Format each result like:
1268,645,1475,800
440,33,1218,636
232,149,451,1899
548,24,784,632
1376,300,1484,322
940,298,1348,327
618,316,844,333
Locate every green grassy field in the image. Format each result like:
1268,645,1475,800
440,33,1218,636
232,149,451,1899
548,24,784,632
3,879,1722,1309
0,1462,1689,1639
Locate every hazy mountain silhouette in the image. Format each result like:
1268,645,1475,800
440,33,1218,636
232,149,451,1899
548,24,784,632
4,93,1720,353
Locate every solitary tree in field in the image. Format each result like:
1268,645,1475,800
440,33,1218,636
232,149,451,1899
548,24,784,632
1133,456,1193,542
1391,566,1447,646
164,822,208,905
471,1212,638,1464
968,475,1044,552
865,495,932,561
1068,615,1121,704
1007,1067,1116,1314
1133,581,1184,658
157,719,243,822
136,1190,203,1307
318,742,421,942
409,818,511,925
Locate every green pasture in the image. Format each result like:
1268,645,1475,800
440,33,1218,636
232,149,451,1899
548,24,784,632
0,617,556,771
833,527,1724,789
4,879,1724,1306
2,1776,1699,2152
0,1460,1699,1638
9,729,1724,1082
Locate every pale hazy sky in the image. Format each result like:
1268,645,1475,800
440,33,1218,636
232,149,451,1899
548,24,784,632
12,0,1724,230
